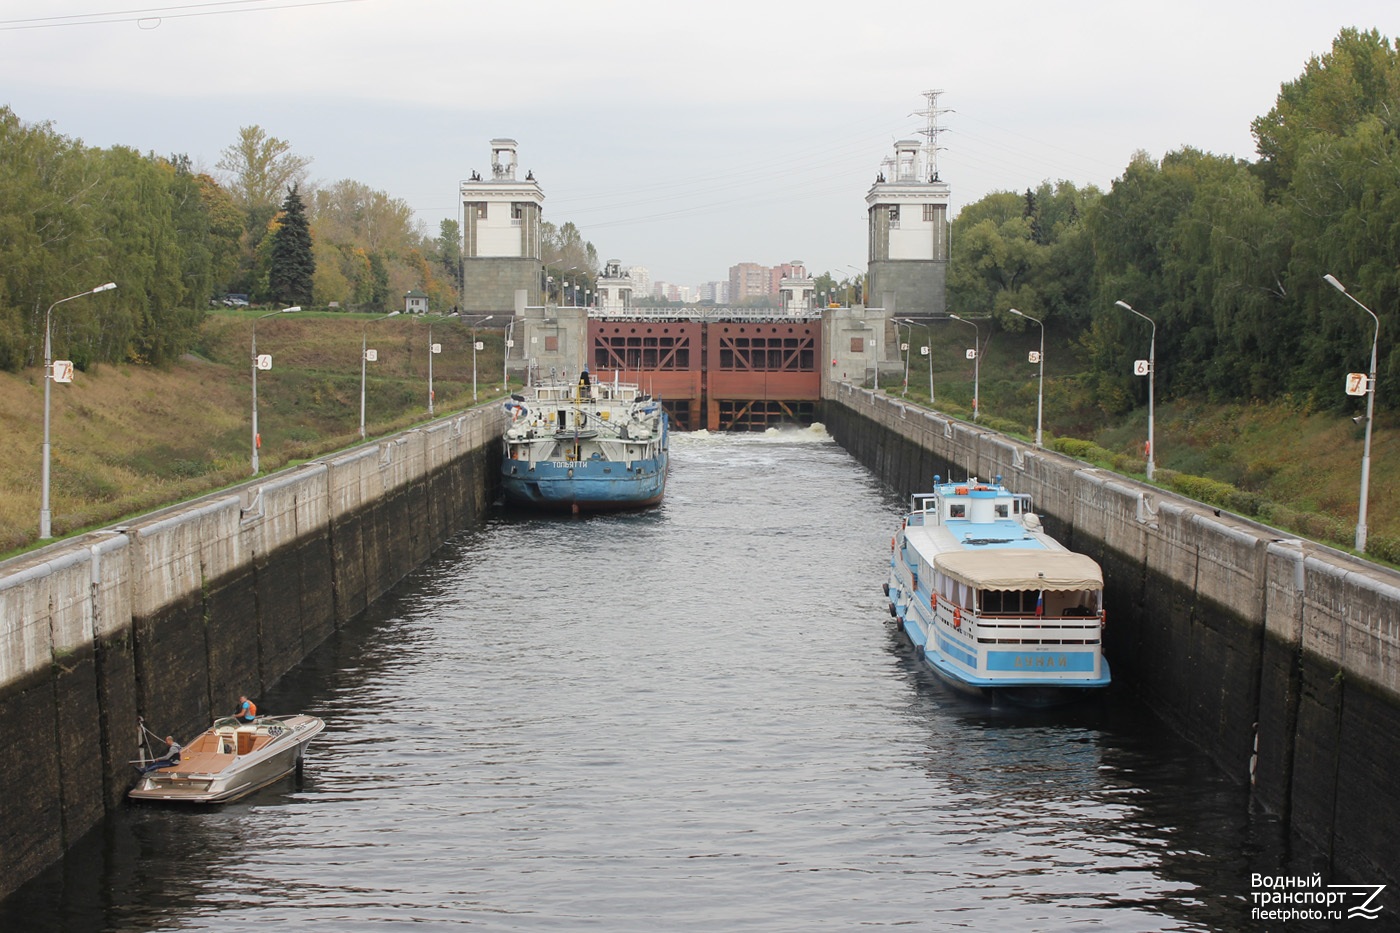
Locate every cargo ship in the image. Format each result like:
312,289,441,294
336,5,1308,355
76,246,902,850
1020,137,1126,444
885,475,1110,705
501,372,668,512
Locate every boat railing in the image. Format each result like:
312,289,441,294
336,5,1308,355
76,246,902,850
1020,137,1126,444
973,614,1103,644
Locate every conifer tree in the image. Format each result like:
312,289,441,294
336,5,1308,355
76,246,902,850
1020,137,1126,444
268,184,314,305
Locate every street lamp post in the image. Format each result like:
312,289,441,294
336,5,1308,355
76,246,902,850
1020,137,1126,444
468,315,495,401
360,312,400,439
1114,300,1156,480
895,319,914,397
503,317,515,392
251,305,300,475
843,264,864,306
1008,308,1044,447
1323,274,1381,552
949,313,980,421
427,320,442,416
40,281,116,539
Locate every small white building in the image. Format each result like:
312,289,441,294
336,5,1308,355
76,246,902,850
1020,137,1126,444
403,289,429,314
777,259,815,314
595,259,633,315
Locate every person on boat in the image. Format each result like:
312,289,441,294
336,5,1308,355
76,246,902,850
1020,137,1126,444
236,696,257,723
141,736,182,772
577,368,591,399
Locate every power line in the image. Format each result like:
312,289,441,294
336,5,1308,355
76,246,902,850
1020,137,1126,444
0,0,368,31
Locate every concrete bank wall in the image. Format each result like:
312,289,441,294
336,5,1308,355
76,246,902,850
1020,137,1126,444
822,384,1400,886
0,406,505,900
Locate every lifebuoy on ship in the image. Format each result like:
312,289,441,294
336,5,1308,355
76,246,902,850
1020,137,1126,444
953,607,962,630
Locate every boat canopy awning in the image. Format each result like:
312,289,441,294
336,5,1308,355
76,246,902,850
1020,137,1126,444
933,549,1104,591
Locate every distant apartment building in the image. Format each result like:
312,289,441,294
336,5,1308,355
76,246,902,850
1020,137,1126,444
626,265,651,299
729,262,772,305
698,280,729,304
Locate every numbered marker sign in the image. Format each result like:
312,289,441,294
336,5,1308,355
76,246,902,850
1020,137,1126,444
900,342,909,352
1133,359,1151,376
1028,351,1041,364
365,348,378,362
256,354,273,371
1345,372,1369,396
506,339,515,348
966,349,977,360
51,360,75,383
920,346,929,356
431,343,442,354
474,341,484,351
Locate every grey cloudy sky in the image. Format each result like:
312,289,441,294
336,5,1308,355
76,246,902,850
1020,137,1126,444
1,0,1394,286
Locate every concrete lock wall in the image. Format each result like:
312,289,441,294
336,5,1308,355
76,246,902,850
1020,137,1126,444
0,406,505,900
821,383,1400,887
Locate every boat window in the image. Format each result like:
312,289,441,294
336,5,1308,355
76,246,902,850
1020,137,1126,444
995,504,1009,518
949,503,966,519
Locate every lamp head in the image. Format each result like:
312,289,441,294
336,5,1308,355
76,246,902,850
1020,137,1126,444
93,282,117,294
1008,307,1022,317
1114,300,1133,311
282,305,301,313
1323,274,1347,294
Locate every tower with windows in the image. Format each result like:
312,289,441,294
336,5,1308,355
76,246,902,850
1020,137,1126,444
460,138,545,312
864,91,951,315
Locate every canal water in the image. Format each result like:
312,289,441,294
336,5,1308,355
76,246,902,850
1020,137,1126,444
3,428,1287,932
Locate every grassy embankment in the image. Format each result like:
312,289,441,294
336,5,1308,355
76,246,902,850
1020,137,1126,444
0,310,1393,562
0,310,508,553
903,324,1398,563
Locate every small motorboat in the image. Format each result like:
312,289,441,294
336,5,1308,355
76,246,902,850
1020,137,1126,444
128,714,325,804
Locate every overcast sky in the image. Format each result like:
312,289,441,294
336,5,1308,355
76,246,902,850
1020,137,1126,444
1,1,1394,286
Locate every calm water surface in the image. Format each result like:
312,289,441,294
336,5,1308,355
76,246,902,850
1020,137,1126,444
3,428,1282,931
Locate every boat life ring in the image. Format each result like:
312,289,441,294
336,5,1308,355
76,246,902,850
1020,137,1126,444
930,592,938,609
953,607,962,630
890,536,896,552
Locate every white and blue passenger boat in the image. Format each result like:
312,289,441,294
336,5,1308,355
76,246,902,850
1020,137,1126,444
885,475,1110,704
501,373,668,512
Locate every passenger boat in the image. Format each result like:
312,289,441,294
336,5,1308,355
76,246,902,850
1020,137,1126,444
885,475,1109,705
501,372,668,512
128,714,325,803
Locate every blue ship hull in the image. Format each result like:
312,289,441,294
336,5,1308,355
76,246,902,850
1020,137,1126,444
501,452,668,511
